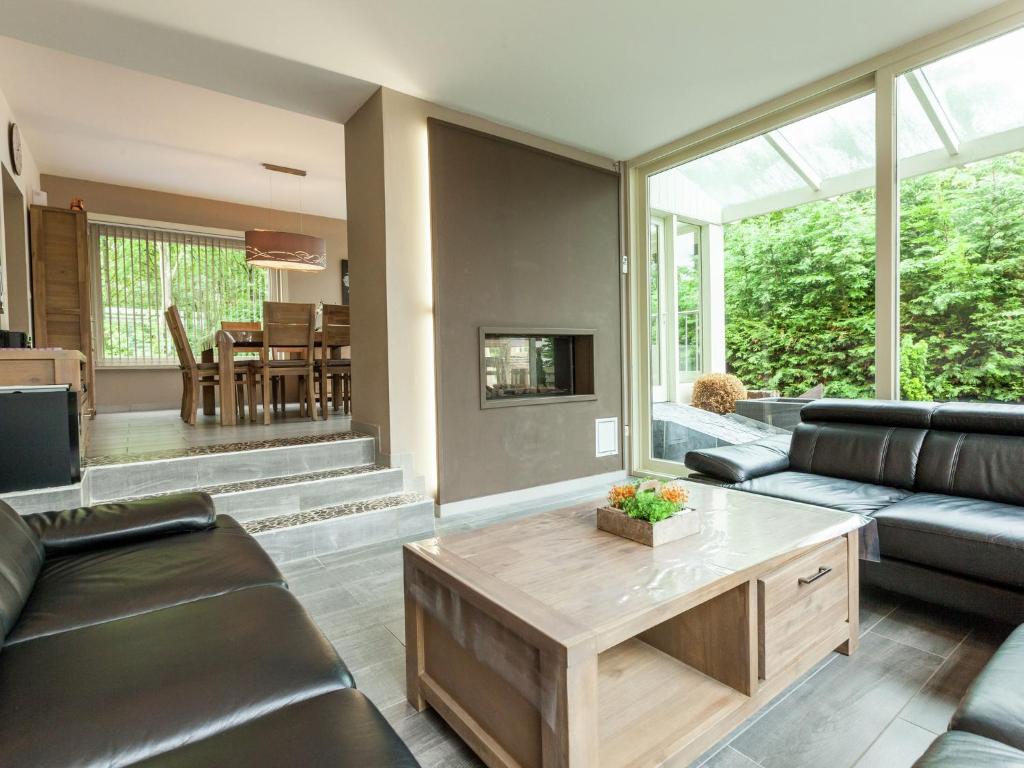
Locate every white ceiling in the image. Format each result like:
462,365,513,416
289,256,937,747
0,36,348,218
0,0,1008,162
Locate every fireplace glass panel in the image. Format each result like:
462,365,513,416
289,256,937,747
484,334,576,400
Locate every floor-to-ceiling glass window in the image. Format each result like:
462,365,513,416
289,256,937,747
897,28,1024,402
645,95,875,466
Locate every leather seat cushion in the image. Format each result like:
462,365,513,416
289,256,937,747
0,500,43,640
0,586,354,768
6,516,286,645
730,471,911,514
128,690,419,768
913,731,1024,768
950,624,1024,750
872,494,1024,588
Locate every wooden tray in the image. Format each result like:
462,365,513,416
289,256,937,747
596,505,700,546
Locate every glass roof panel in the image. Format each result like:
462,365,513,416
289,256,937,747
673,135,806,207
919,27,1024,142
896,75,946,159
775,94,875,178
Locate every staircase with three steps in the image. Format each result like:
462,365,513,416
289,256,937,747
2,428,435,563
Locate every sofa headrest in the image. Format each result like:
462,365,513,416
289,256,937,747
800,399,936,429
931,402,1024,436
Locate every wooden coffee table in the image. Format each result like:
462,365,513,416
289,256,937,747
404,481,865,768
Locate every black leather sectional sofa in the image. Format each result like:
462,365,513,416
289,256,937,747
0,493,419,767
914,624,1024,766
685,399,1024,624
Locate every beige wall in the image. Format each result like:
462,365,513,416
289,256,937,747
345,91,392,457
42,175,347,411
345,86,617,498
94,368,183,412
429,121,622,504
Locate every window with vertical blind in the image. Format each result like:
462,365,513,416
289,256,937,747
90,221,270,365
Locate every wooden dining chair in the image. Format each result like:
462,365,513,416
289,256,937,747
166,306,250,425
316,304,351,417
222,321,263,422
260,301,317,425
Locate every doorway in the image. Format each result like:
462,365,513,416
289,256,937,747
1,166,30,336
648,211,705,405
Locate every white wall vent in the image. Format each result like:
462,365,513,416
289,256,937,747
595,417,619,457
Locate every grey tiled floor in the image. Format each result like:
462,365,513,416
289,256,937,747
283,497,1013,768
86,408,354,458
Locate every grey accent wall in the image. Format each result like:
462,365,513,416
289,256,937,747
428,120,622,504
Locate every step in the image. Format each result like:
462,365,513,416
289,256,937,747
1,483,84,516
107,464,404,523
249,492,436,563
85,433,376,503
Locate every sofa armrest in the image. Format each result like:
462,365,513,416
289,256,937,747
24,492,217,557
684,434,792,483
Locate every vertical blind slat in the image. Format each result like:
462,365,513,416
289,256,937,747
144,229,153,362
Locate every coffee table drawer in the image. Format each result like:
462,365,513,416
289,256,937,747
758,537,849,679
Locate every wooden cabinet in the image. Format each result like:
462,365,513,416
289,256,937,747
0,349,91,447
30,205,95,412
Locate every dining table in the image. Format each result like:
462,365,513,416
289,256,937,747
199,329,335,426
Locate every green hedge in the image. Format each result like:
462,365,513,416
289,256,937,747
722,150,1024,402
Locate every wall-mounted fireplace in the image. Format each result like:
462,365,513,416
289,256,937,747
480,327,596,408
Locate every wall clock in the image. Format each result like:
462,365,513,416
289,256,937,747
8,122,23,176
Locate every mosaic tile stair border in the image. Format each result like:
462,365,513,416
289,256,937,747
107,464,391,504
84,431,368,467
244,492,431,535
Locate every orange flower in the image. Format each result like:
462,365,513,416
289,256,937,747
659,484,689,507
607,483,637,509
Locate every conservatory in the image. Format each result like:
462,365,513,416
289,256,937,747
641,26,1024,467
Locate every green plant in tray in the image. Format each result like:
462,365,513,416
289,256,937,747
607,479,689,524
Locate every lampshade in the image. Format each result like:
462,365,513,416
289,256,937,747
245,230,326,272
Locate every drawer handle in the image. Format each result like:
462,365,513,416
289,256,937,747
798,566,832,585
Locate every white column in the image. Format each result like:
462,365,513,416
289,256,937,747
704,223,726,373
875,68,900,400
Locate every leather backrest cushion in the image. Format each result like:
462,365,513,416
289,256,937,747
800,398,936,429
789,422,926,490
0,500,44,638
931,401,1024,436
917,430,1024,505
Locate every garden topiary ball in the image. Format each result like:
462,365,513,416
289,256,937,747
691,373,748,415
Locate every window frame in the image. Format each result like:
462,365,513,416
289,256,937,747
625,4,1024,477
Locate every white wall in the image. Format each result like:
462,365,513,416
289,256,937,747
0,81,41,333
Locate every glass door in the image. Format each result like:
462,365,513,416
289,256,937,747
649,218,668,402
674,221,703,384
645,210,709,470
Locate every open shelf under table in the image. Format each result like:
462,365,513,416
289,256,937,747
597,638,748,768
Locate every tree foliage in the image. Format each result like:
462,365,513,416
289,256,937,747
723,150,1024,402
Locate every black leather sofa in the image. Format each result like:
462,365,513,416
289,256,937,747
0,493,419,767
914,623,1024,766
685,399,1024,624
